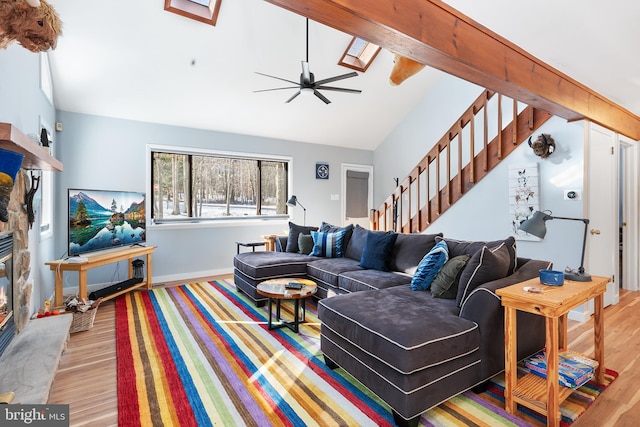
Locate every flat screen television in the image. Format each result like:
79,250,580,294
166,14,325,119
68,189,146,256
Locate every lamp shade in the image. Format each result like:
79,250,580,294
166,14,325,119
519,211,551,238
286,195,298,207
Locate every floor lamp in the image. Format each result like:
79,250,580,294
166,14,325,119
287,195,306,225
519,210,592,282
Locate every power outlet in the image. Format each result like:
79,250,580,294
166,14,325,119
564,190,581,201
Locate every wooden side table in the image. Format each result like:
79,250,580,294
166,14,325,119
262,235,279,251
46,245,156,307
496,276,609,427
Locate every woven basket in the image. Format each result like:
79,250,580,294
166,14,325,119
69,308,98,333
68,299,102,333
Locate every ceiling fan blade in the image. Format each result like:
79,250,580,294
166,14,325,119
313,90,331,104
254,86,300,93
315,86,362,94
301,61,312,85
255,72,299,86
285,90,301,103
314,71,358,86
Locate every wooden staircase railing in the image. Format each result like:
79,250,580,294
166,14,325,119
371,89,552,232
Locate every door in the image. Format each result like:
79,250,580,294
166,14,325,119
585,122,619,307
341,164,373,228
619,137,639,291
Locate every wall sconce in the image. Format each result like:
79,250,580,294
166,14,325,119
0,148,25,223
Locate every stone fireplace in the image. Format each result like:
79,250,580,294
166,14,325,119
0,170,33,354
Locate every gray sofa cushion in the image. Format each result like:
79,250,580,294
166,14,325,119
338,269,412,293
307,257,362,288
437,235,517,275
344,224,368,261
319,285,479,374
456,243,511,306
390,232,443,274
234,251,317,280
286,222,318,253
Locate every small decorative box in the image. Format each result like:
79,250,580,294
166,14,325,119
539,269,564,286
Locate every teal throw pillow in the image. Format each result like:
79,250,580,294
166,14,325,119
310,229,347,258
410,240,449,291
359,231,398,271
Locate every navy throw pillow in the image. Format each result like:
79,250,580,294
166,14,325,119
410,239,449,291
360,231,398,271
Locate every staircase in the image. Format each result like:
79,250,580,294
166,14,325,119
371,89,552,232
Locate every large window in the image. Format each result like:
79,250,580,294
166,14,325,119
151,149,289,222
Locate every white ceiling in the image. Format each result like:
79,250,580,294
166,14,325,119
47,0,640,151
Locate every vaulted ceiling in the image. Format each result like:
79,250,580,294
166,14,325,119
48,0,640,151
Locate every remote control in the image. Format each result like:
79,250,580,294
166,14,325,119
285,282,303,290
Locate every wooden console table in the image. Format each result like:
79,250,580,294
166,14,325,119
496,276,609,427
46,245,156,307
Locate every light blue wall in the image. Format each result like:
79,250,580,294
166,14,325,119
373,74,587,273
374,75,484,204
0,45,58,312
55,111,373,286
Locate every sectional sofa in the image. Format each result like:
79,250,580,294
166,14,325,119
233,222,550,426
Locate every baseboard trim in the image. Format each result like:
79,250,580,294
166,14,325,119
62,267,234,298
568,308,591,323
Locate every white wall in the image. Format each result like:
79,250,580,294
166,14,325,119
54,111,373,286
374,74,483,204
425,117,585,271
0,45,58,313
373,72,586,273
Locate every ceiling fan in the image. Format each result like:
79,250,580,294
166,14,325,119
255,19,362,104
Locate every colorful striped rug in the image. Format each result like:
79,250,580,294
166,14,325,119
115,279,616,426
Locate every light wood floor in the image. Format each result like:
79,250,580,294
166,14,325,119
48,278,640,426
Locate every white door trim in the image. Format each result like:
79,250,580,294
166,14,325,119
620,136,639,291
341,163,374,228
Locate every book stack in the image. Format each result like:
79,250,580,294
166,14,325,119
523,350,599,389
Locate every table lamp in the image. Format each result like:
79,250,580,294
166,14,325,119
287,195,306,225
519,210,592,282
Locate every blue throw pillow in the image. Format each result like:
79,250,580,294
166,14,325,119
359,231,398,271
410,240,449,291
310,229,347,258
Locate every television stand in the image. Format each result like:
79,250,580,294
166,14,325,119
46,245,156,307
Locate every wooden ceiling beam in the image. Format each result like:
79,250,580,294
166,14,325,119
265,0,640,140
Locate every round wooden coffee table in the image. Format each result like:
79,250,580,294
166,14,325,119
256,278,317,333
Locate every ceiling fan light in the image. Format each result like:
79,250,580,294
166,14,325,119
300,87,314,96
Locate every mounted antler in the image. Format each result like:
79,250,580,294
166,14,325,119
0,0,62,52
389,54,426,86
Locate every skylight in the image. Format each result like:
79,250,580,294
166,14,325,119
164,0,221,26
338,37,381,72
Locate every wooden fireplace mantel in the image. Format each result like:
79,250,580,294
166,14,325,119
0,123,63,172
